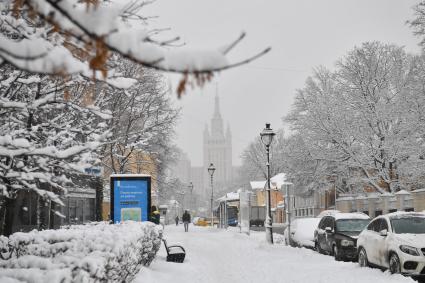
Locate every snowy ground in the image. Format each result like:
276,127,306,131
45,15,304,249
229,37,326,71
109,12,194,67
134,225,416,283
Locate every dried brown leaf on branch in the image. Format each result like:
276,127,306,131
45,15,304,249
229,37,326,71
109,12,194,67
194,72,213,88
177,72,188,98
12,0,23,18
89,38,109,79
83,0,100,11
177,72,214,98
63,89,72,101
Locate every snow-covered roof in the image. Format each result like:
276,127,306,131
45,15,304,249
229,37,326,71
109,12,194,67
270,173,285,188
216,191,240,202
276,201,285,209
250,173,292,190
271,173,293,189
250,181,266,190
336,196,354,201
413,188,425,193
366,193,380,199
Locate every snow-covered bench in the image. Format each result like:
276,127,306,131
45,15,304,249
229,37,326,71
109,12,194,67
163,239,185,263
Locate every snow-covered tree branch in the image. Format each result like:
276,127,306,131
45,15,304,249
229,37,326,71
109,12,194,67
285,42,425,193
0,0,270,95
98,56,179,176
0,66,111,200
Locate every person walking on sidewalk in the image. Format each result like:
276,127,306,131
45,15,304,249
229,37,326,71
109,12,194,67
175,215,179,226
182,210,191,232
150,206,160,225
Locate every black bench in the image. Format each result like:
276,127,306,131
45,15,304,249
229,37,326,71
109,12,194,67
162,239,186,263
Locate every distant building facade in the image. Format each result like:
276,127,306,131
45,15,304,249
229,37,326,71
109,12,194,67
202,95,233,196
168,95,236,206
170,150,191,184
191,166,204,197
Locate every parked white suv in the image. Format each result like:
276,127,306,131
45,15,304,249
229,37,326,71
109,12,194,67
357,211,425,278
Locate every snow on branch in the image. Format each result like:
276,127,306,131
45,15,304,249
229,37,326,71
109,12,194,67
1,0,270,85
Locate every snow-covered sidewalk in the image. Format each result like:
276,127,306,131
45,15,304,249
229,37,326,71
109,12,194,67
134,225,415,283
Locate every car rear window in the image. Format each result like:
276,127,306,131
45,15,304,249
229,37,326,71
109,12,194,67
336,219,370,232
391,217,425,234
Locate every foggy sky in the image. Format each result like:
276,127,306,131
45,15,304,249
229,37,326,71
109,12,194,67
145,0,421,166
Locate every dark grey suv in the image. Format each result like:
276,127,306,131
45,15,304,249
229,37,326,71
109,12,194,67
314,212,370,261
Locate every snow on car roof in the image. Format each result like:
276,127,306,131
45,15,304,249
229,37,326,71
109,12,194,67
387,211,425,219
334,212,370,220
316,210,340,218
316,210,370,220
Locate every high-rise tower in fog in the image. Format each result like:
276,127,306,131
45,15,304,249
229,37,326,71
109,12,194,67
203,95,232,194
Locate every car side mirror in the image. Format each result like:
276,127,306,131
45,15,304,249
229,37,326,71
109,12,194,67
379,229,388,237
325,227,332,233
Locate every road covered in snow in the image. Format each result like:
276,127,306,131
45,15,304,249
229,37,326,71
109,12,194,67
135,225,416,283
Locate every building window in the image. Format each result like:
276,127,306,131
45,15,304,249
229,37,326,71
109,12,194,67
68,199,78,224
84,199,95,222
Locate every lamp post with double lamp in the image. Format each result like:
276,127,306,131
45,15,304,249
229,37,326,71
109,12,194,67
260,123,276,244
188,182,194,211
207,163,216,227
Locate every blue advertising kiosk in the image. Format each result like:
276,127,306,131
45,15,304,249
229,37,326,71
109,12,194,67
110,174,151,223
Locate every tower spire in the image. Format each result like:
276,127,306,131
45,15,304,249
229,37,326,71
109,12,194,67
211,83,224,136
214,83,221,118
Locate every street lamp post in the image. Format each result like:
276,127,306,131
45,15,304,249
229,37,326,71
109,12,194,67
260,123,276,244
188,182,194,212
207,163,216,227
285,183,292,245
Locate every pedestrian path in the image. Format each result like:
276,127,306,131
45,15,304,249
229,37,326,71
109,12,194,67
134,225,414,283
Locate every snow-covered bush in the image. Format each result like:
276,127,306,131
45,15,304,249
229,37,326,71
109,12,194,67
0,221,162,282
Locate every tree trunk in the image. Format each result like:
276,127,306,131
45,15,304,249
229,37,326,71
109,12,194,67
3,197,15,236
95,179,103,221
0,196,6,235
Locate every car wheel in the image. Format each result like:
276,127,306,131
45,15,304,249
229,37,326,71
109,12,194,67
358,247,369,267
389,253,401,274
333,245,342,261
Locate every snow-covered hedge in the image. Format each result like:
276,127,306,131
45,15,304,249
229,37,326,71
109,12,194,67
0,221,162,282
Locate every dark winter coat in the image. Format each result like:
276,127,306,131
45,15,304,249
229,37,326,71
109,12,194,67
182,212,191,222
151,211,160,224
